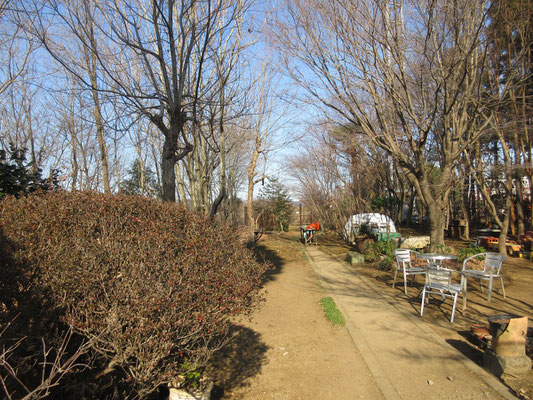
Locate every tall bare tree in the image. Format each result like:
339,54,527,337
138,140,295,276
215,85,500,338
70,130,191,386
0,0,35,97
31,0,113,192
276,0,493,250
486,0,533,236
244,59,288,237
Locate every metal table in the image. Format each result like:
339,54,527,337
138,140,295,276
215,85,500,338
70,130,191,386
416,253,467,312
416,253,457,267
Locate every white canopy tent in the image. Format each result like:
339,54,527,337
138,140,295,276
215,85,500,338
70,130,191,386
343,213,397,244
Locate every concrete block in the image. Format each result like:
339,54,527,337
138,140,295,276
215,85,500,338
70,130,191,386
347,251,365,265
399,236,430,250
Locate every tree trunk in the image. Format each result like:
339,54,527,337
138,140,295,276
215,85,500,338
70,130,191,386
460,183,471,240
70,130,79,191
247,135,261,238
161,137,177,202
498,196,511,254
81,10,111,194
247,176,255,237
515,182,526,236
210,87,227,218
175,163,186,202
428,202,446,252
93,99,110,193
509,200,517,236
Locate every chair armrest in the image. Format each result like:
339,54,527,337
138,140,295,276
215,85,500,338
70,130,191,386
462,253,486,271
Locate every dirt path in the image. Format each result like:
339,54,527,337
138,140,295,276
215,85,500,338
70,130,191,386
207,233,383,399
207,231,531,399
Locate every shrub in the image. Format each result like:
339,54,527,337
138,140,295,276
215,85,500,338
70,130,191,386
363,240,396,270
457,244,486,262
0,191,267,398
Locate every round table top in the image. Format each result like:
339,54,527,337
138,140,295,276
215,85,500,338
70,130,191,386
416,253,458,261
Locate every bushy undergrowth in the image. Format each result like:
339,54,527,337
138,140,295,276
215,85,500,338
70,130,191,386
0,191,267,398
457,244,486,262
362,240,397,270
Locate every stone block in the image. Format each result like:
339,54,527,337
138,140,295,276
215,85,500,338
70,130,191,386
347,251,365,265
483,349,532,378
399,236,430,250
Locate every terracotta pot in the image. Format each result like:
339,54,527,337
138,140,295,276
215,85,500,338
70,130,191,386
470,324,491,341
488,315,528,358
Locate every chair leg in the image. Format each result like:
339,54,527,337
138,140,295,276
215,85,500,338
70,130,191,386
488,278,493,302
450,292,458,323
403,271,408,295
392,270,398,288
420,287,426,316
479,279,484,293
500,277,506,298
462,280,468,311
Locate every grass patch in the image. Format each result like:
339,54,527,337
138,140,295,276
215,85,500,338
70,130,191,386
318,297,346,326
301,248,310,264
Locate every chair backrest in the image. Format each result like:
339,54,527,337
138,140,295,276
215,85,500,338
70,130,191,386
426,268,453,290
394,248,412,269
484,253,506,275
462,252,505,275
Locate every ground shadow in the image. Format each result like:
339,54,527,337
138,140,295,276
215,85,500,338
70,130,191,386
206,324,269,399
250,241,286,283
446,337,526,399
446,337,485,366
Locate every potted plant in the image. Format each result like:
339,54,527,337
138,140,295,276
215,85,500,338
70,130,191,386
355,223,375,253
164,363,214,400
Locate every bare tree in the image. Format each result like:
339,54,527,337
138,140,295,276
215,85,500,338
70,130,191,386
242,47,292,237
486,0,533,236
460,0,533,252
276,0,493,250
33,0,254,202
0,0,35,97
31,0,113,192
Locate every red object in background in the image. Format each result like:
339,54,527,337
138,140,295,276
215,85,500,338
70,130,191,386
306,222,320,231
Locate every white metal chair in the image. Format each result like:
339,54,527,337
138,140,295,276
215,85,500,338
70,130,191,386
420,268,463,323
393,249,427,295
461,252,506,302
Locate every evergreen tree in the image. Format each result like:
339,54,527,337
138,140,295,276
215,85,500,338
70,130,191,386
122,159,159,197
259,181,293,232
0,144,56,197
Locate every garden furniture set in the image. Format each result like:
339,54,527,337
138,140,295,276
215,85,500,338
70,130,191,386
393,249,506,323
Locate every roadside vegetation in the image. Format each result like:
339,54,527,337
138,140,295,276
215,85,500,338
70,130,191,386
0,191,267,399
318,297,346,327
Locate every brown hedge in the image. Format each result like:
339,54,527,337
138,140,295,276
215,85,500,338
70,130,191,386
0,191,267,397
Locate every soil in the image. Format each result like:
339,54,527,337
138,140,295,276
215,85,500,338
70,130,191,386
206,228,533,400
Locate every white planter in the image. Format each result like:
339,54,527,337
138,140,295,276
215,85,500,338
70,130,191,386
167,381,213,400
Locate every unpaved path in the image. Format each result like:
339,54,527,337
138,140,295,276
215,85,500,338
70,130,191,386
207,233,383,399
207,232,526,399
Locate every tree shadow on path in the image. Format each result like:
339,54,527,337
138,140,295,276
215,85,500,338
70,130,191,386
207,324,269,399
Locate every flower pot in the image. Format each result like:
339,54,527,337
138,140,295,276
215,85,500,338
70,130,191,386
165,380,214,400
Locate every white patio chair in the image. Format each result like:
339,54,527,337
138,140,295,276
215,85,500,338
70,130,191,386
461,252,506,302
393,249,427,295
420,268,463,323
